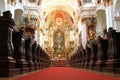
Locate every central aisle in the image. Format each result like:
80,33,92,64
16,67,119,80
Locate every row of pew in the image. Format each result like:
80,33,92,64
69,28,120,74
0,11,51,77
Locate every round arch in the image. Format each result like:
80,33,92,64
42,0,75,19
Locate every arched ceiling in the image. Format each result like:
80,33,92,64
39,0,96,29
40,0,96,20
41,0,78,18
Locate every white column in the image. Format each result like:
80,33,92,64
81,23,87,49
105,5,114,31
34,30,38,42
106,6,110,30
96,12,102,37
109,5,114,28
23,0,28,5
101,0,103,3
40,33,43,46
22,0,25,6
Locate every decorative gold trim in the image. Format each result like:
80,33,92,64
7,0,16,6
109,0,113,5
81,17,87,24
7,0,11,4
104,0,113,7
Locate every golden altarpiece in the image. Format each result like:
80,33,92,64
44,10,74,66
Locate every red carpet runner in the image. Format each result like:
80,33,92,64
16,67,119,80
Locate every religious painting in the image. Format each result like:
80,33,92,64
53,29,65,59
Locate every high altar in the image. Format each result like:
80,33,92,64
43,10,74,66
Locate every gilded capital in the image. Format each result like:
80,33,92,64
81,17,87,24
7,0,16,5
7,0,11,4
109,0,113,5
104,0,113,7
11,0,16,6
